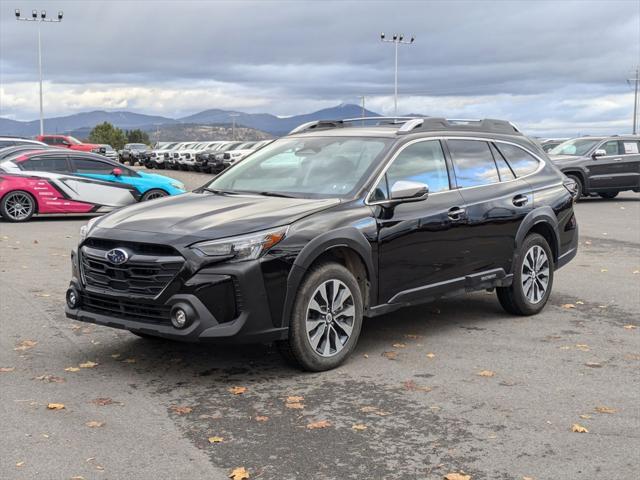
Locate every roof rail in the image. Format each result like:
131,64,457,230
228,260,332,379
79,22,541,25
397,117,521,135
288,116,423,135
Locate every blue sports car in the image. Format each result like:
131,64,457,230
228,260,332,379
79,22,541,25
1,149,185,201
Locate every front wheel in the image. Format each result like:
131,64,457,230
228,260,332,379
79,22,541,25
497,233,554,316
141,189,168,201
277,262,363,371
1,191,36,222
599,192,618,199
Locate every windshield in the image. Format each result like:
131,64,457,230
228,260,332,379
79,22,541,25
67,136,82,145
205,136,392,198
159,143,177,150
550,138,602,156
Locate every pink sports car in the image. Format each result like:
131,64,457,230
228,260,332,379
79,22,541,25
0,171,139,222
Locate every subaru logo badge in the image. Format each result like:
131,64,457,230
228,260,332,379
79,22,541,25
105,248,129,265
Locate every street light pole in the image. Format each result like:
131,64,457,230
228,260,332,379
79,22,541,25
380,33,415,116
15,8,64,136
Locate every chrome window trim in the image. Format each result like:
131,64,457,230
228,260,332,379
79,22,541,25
365,136,546,206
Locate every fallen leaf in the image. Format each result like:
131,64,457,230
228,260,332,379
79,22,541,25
523,477,535,480
426,352,436,359
633,270,639,274
403,380,432,392
600,268,608,273
110,353,121,359
170,406,193,415
64,367,81,372
0,367,15,373
382,351,398,360
208,436,224,443
360,406,391,416
576,300,585,305
392,343,406,348
579,414,592,419
561,303,576,309
34,374,65,383
255,416,269,422
595,406,617,414
70,477,85,480
285,402,304,409
14,339,38,351
571,423,588,433
85,421,105,428
575,344,590,352
16,461,25,467
91,397,117,406
404,334,419,339
79,361,98,368
122,358,136,363
351,424,367,431
623,325,637,330
286,395,304,403
47,403,65,410
478,370,495,377
584,362,602,368
363,353,369,358
584,240,592,245
306,419,331,430
444,473,471,480
228,386,247,395
229,467,249,480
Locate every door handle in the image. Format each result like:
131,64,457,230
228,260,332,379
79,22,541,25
448,207,465,220
512,194,528,207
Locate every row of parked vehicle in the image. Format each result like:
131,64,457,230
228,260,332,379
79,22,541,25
0,136,185,222
119,140,273,173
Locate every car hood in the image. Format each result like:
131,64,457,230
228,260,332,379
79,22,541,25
93,192,341,240
136,171,178,183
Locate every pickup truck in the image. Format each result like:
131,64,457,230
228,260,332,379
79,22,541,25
36,135,103,153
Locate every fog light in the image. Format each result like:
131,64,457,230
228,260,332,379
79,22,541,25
66,288,80,309
171,308,188,329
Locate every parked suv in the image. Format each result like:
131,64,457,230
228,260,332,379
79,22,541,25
119,143,150,166
66,117,578,371
549,136,640,198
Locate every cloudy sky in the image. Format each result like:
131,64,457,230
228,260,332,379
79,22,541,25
1,0,639,135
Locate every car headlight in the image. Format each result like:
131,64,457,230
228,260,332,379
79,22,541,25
191,226,289,262
171,182,185,190
79,217,99,240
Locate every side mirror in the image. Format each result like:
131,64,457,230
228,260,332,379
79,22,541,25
592,149,607,158
389,180,429,202
112,168,123,176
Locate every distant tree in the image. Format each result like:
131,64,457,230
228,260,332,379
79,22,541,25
125,129,150,145
88,122,127,150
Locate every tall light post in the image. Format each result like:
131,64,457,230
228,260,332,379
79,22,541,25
380,33,415,116
229,113,240,140
15,8,64,136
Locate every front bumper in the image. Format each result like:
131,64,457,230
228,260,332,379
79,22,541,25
65,247,288,343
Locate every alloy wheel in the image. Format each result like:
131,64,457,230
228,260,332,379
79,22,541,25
4,192,34,221
521,245,550,304
144,191,167,200
305,279,355,357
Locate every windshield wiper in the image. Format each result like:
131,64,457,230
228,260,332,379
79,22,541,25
257,191,296,198
202,188,241,195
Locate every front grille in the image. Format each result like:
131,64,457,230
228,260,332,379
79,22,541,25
82,292,171,324
80,241,184,297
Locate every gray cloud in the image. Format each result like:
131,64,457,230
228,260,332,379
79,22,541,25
0,0,638,135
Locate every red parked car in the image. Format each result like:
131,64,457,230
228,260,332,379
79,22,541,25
36,135,104,153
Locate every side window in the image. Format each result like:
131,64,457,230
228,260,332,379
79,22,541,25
495,143,540,177
448,140,499,188
384,140,450,195
22,157,69,172
490,144,516,181
71,157,114,174
601,141,620,155
0,140,15,147
622,141,639,154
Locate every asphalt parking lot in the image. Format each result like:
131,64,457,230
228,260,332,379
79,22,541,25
1,168,638,480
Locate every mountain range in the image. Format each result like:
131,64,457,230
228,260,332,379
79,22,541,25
0,103,384,138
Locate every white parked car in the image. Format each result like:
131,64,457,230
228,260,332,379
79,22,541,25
222,140,273,169
177,141,226,170
147,142,180,169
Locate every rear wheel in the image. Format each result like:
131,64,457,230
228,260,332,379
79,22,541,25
497,233,554,316
599,192,618,199
566,174,584,199
141,189,168,201
1,191,36,222
277,262,363,371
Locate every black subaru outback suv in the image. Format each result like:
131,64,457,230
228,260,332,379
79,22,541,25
66,117,578,371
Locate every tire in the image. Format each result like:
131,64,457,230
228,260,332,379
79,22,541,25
497,233,554,316
141,189,168,201
599,192,618,199
276,262,363,371
566,174,584,199
1,190,36,222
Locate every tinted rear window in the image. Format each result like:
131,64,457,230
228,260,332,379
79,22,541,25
496,143,540,177
22,157,68,172
448,139,499,188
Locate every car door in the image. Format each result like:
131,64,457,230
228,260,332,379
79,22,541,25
587,140,628,190
66,155,137,206
373,139,470,304
446,139,534,277
618,140,640,189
